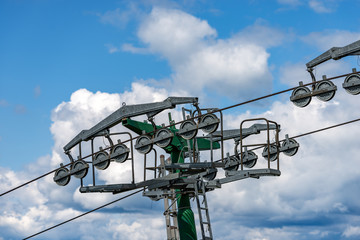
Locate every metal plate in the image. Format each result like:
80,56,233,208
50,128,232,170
93,151,110,170
54,167,71,186
111,143,129,163
343,73,360,95
281,138,299,156
155,128,173,148
241,150,258,168
135,135,153,154
72,160,89,179
315,80,336,101
262,145,278,162
179,120,198,140
290,86,312,107
199,114,219,134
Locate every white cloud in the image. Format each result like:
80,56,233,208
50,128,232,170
343,225,360,237
123,7,285,100
0,82,174,239
2,77,360,239
2,6,360,240
279,60,350,86
234,20,286,48
137,7,217,62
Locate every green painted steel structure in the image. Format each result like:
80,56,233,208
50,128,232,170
122,116,220,240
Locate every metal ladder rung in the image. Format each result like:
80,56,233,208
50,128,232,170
195,178,213,240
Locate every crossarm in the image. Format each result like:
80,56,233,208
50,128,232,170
63,97,198,152
306,39,360,69
208,123,279,142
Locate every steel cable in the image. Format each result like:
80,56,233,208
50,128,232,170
23,189,143,240
0,70,358,198
19,118,360,239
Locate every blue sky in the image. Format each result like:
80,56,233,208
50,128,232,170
1,0,360,239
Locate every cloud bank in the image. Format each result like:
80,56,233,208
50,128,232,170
1,5,360,240
122,8,285,100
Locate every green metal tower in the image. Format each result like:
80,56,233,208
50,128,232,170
122,116,220,240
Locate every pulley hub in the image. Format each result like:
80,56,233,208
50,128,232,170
262,144,278,162
290,86,312,108
71,160,89,179
93,150,111,170
154,128,173,148
111,143,130,163
314,80,337,102
53,167,71,186
178,120,198,140
343,73,360,95
198,114,220,134
135,135,153,154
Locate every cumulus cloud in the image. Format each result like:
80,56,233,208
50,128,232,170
2,76,360,239
2,5,360,240
122,7,284,100
279,60,351,86
0,82,174,239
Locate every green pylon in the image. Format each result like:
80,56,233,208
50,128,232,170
122,116,219,240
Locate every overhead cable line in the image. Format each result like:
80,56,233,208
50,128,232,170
1,71,358,198
217,117,360,159
23,189,143,240
20,118,360,239
0,162,72,198
290,118,360,139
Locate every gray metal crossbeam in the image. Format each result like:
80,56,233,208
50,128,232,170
306,39,360,69
64,97,198,151
207,123,279,142
79,183,136,193
165,162,224,170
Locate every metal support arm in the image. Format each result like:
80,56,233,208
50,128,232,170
306,39,360,69
64,97,198,152
208,123,279,142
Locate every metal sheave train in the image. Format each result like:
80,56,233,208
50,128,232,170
291,39,360,107
53,96,300,186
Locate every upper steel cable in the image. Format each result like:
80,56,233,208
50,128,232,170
19,118,360,239
0,70,358,198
